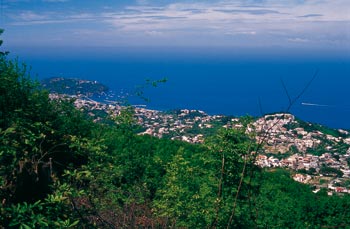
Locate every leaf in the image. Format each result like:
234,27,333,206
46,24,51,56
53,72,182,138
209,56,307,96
19,223,32,229
69,220,80,227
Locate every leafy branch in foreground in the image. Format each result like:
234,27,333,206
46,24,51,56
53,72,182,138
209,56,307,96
134,78,168,103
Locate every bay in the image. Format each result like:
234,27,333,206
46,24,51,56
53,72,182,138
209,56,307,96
13,47,350,129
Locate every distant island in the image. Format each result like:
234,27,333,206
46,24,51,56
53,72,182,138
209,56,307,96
41,77,109,98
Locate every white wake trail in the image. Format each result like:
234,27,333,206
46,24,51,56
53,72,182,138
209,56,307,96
301,102,329,107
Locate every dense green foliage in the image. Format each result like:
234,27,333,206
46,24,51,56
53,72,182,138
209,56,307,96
257,169,350,228
1,35,350,228
41,77,109,97
291,118,349,139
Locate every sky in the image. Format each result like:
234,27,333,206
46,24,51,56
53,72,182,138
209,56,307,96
0,0,349,54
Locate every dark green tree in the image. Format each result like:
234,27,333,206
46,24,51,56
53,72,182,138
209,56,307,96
0,31,96,227
153,146,217,227
207,127,260,228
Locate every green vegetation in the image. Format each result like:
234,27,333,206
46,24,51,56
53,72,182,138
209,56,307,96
256,169,350,228
1,33,350,228
306,143,328,156
296,118,349,138
41,77,109,97
320,165,344,177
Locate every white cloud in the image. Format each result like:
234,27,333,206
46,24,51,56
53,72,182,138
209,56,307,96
236,31,257,35
110,1,344,29
288,37,309,43
5,0,350,48
145,30,163,36
13,11,51,21
8,11,102,26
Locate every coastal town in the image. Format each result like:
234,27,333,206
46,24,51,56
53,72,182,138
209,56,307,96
46,78,350,195
69,95,350,194
253,113,350,194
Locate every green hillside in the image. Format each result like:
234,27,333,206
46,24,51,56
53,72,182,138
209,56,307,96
41,77,109,98
1,36,350,227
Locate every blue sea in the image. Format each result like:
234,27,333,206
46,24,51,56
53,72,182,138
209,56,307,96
11,46,350,129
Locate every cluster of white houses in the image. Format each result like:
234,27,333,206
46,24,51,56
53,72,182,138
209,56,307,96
256,153,350,175
55,96,350,193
